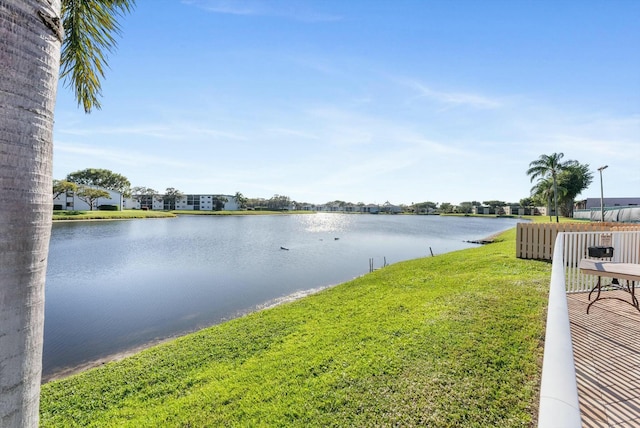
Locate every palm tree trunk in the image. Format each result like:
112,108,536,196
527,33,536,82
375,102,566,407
552,175,559,223
0,1,61,426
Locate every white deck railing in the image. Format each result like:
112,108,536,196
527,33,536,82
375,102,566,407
564,231,640,292
538,230,640,427
538,233,581,427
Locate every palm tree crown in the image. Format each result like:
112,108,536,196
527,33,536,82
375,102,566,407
526,153,576,222
61,0,135,112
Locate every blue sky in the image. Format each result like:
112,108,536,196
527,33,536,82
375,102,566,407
52,0,639,205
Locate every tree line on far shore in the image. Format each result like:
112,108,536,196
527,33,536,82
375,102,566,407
55,154,592,217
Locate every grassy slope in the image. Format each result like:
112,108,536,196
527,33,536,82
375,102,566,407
40,227,551,427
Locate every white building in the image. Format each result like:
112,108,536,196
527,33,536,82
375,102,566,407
53,187,123,211
125,194,239,211
175,194,239,211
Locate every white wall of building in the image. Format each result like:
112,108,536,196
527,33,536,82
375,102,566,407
53,187,123,211
124,194,239,211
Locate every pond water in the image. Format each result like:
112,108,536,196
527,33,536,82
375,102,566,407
43,214,521,379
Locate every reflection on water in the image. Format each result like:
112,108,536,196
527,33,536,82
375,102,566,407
298,212,355,233
44,214,521,378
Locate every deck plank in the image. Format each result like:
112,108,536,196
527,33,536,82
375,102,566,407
568,290,640,427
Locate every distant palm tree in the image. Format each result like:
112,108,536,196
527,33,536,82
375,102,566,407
526,153,576,223
531,177,567,222
0,1,134,425
234,191,247,209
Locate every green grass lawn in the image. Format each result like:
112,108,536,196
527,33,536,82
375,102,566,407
40,226,551,427
171,210,315,216
53,210,176,220
52,209,316,220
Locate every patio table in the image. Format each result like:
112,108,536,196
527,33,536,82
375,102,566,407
579,259,640,314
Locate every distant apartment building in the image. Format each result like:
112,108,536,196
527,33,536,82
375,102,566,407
176,194,239,211
53,187,123,211
125,194,239,211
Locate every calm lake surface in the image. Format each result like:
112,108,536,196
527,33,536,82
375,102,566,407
44,214,520,378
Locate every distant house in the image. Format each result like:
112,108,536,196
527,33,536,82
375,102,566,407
503,205,536,216
313,203,380,213
361,204,380,214
381,202,402,214
472,206,495,215
53,186,123,211
533,206,556,217
503,205,518,215
298,203,316,211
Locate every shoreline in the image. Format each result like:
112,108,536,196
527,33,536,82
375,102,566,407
472,230,504,243
41,224,516,383
42,285,332,384
42,337,175,383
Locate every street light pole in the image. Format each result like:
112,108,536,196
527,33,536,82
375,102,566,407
598,165,608,222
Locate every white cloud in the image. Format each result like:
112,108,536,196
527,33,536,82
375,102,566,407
57,122,248,142
183,0,343,22
399,79,502,110
54,142,189,169
57,125,173,138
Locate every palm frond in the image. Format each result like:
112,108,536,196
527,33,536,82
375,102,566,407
60,0,135,112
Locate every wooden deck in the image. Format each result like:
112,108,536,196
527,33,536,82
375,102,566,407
568,289,640,427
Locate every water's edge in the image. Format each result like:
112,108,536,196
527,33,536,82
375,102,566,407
42,223,509,384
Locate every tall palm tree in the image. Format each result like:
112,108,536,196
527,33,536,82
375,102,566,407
526,153,576,223
531,177,567,222
0,1,133,425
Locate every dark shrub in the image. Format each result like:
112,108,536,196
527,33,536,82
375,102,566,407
98,205,119,211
